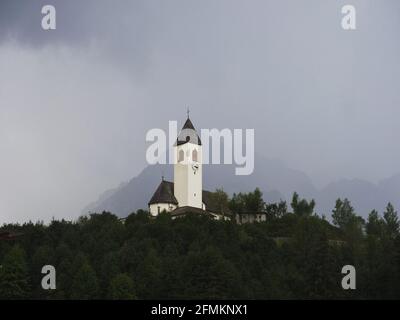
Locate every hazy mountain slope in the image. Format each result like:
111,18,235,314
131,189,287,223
83,154,316,217
84,155,400,219
317,179,382,217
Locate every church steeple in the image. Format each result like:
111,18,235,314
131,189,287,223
176,115,202,146
173,115,203,209
182,117,195,130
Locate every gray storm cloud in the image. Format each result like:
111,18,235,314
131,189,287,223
0,0,399,223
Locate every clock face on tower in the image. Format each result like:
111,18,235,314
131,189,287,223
191,163,199,173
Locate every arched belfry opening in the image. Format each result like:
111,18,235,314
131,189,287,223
192,149,198,162
178,149,184,162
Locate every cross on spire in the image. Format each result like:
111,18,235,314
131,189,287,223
187,107,190,119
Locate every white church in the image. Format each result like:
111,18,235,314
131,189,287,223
148,116,231,220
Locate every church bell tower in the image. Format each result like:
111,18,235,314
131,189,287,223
173,115,203,209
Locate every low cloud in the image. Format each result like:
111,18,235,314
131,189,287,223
1,0,400,223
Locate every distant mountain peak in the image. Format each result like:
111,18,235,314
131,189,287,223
83,156,400,219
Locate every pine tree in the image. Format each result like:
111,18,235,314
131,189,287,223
108,273,136,300
383,203,399,239
366,210,384,237
70,261,99,300
332,198,356,230
291,192,315,216
0,245,30,299
182,246,241,299
135,247,162,299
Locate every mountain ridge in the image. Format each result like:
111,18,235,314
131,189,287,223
83,155,400,219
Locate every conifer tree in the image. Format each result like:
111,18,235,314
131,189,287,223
108,273,136,300
383,203,399,239
0,245,30,299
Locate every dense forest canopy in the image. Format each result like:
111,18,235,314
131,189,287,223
0,190,399,300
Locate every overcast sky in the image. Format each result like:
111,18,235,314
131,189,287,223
0,0,399,223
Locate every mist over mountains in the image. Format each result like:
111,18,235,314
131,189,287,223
83,154,400,219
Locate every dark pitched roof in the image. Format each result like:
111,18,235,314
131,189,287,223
170,206,214,217
148,180,178,205
148,181,232,216
176,117,202,146
182,118,195,130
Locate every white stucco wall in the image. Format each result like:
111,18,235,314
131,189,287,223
149,203,177,216
236,213,267,224
174,142,202,208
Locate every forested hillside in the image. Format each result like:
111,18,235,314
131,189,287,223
1,191,399,300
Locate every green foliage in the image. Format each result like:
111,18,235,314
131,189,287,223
108,273,136,300
366,210,384,237
0,245,30,299
265,200,288,219
135,247,162,299
70,257,99,300
332,198,358,230
0,198,399,299
209,188,230,216
383,203,399,239
291,192,315,216
229,188,265,213
182,246,241,299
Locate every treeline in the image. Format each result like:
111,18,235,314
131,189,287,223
0,190,399,299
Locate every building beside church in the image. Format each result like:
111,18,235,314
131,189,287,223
235,212,267,224
148,116,231,220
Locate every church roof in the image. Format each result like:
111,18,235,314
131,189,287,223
176,117,202,146
170,206,214,218
182,117,196,130
148,180,178,205
148,180,232,216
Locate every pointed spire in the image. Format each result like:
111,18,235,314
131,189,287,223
182,117,195,130
175,112,202,146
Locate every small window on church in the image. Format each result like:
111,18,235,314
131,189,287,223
157,206,160,214
192,149,198,162
178,150,184,162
